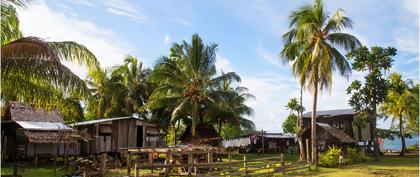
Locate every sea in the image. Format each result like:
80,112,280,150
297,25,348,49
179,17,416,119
383,134,419,150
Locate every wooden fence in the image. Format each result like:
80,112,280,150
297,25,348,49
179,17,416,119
130,155,309,176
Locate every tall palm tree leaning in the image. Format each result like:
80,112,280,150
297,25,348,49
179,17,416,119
2,0,100,106
280,0,360,167
380,73,415,156
146,34,241,137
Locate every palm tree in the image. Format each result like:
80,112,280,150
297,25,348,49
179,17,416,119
146,34,240,137
85,68,113,119
380,73,415,156
110,56,152,118
2,0,100,107
204,78,255,136
285,98,305,161
280,0,360,166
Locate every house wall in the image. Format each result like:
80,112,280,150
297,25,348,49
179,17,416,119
77,118,160,154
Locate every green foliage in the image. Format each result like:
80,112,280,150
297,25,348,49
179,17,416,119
345,147,372,164
319,146,341,167
282,113,298,134
319,146,371,168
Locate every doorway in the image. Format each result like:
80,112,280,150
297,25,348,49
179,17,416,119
136,126,143,147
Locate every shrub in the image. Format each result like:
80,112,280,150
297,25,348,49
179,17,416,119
319,145,340,167
345,147,372,164
319,146,372,168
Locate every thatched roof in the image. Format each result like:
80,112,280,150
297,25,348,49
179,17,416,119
4,101,63,122
24,130,77,144
317,123,355,143
180,124,221,144
303,109,355,118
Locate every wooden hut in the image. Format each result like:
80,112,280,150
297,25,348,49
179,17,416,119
1,101,77,164
179,124,221,146
302,123,356,152
72,117,162,155
302,109,372,141
222,132,296,153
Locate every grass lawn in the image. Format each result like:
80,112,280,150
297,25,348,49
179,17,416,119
286,154,419,177
2,153,418,176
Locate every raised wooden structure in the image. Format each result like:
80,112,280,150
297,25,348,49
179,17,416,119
179,124,221,146
72,117,162,155
1,102,77,165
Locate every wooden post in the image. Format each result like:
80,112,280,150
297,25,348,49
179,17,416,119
149,151,154,173
228,153,232,169
207,151,213,172
54,144,58,175
261,129,265,156
243,155,248,175
127,152,131,175
100,153,107,176
135,163,139,177
64,144,68,173
188,153,193,174
193,158,197,175
33,143,38,167
306,139,310,163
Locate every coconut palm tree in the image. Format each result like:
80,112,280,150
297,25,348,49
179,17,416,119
280,0,360,166
146,34,241,137
380,73,415,156
204,78,255,136
1,0,100,107
108,56,152,117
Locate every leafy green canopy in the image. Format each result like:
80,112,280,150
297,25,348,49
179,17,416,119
146,34,253,137
1,0,99,122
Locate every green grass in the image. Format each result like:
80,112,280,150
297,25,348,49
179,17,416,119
2,153,418,177
286,155,419,177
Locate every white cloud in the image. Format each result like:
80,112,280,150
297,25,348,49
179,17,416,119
394,27,419,53
256,43,282,67
401,0,419,17
102,0,151,23
164,35,171,45
66,0,96,7
17,0,135,78
215,54,234,73
240,70,379,132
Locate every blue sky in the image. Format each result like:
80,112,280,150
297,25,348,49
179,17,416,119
17,0,419,132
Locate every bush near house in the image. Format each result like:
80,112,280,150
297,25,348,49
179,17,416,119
319,146,372,167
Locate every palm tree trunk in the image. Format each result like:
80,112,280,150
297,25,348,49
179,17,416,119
311,81,318,168
372,97,380,161
399,115,406,156
298,86,305,161
192,102,198,137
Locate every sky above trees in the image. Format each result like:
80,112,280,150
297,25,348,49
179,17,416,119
17,0,419,132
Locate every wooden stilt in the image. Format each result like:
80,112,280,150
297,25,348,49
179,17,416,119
228,153,232,169
33,143,38,167
54,144,57,175
127,153,131,175
207,151,213,172
306,139,310,163
100,153,107,176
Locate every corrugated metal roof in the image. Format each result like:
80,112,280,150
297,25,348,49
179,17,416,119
302,109,355,118
16,121,72,131
262,134,295,139
70,116,157,126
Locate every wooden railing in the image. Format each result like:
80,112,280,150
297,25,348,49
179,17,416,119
130,155,309,176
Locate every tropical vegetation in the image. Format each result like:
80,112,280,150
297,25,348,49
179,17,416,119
380,73,417,156
346,46,396,160
280,0,360,166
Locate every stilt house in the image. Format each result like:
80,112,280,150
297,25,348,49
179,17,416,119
1,102,77,163
72,117,162,155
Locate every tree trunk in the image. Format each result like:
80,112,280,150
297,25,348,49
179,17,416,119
311,81,318,168
372,98,380,161
298,138,304,161
192,102,198,137
299,85,305,161
399,115,406,156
